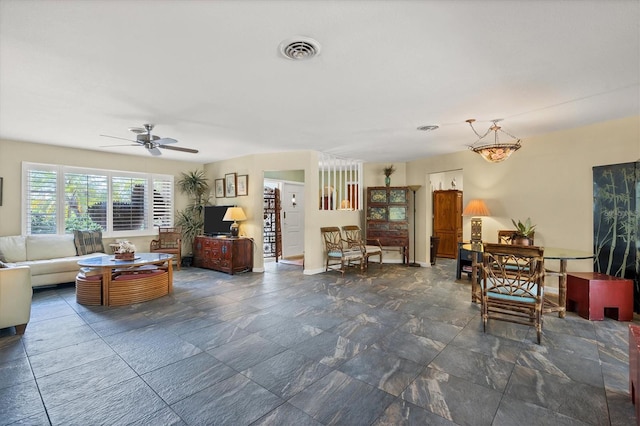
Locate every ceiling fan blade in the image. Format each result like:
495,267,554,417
147,147,162,156
160,145,199,154
100,143,140,148
100,134,140,144
155,137,178,145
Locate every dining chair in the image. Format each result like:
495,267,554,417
150,227,182,270
320,227,364,275
341,225,383,268
480,243,545,344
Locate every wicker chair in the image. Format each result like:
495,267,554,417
480,243,545,344
150,227,182,270
320,227,363,275
341,225,382,268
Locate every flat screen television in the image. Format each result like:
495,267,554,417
203,205,233,236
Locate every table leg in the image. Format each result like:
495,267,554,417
558,259,567,318
167,257,173,293
101,267,111,307
471,254,480,303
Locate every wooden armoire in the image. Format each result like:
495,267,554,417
432,190,463,259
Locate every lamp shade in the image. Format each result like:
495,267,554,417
462,199,490,217
223,207,247,222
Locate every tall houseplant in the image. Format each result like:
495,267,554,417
175,170,210,256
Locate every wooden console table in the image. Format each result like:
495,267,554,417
193,236,253,274
77,253,173,306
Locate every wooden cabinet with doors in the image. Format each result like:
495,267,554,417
432,190,462,259
193,236,253,275
365,186,409,264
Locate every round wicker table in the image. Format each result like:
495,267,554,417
77,253,174,306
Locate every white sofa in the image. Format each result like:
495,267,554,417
0,234,105,288
0,266,32,334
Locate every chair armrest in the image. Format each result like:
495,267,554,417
150,239,160,250
0,266,33,327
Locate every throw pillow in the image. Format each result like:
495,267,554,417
74,230,105,255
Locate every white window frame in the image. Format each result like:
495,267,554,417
22,162,174,237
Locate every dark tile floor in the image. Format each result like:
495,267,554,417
0,259,636,425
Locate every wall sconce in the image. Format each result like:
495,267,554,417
292,194,296,207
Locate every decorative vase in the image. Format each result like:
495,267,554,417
115,252,135,260
385,176,391,187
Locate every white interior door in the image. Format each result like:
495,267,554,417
282,183,304,258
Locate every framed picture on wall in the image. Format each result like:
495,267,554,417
215,179,225,198
225,173,237,197
237,175,248,196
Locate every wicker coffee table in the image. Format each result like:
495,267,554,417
77,253,174,306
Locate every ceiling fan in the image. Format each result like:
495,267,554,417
100,124,198,156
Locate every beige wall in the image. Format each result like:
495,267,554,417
407,115,640,288
204,151,361,274
0,139,202,250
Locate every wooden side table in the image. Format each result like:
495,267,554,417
566,272,633,321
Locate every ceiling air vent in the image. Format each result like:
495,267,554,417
417,125,440,132
279,37,321,60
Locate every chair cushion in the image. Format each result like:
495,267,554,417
74,230,105,255
328,250,362,260
484,278,541,304
487,292,537,304
113,270,164,280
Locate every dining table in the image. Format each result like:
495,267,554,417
463,243,595,318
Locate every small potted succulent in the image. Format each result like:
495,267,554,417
383,164,396,187
511,218,536,245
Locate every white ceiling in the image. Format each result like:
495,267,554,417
1,0,638,164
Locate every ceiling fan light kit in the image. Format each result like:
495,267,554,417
466,118,522,163
100,123,198,156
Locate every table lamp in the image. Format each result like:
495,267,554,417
223,206,247,237
462,199,490,242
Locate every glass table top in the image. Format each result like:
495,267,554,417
77,253,174,267
461,243,594,260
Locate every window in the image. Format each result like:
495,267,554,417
23,163,174,236
318,153,363,211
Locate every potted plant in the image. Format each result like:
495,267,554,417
175,170,210,264
383,164,396,187
511,217,536,245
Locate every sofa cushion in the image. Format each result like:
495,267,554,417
74,230,105,255
26,235,77,261
0,236,27,262
22,253,103,277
